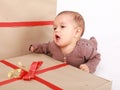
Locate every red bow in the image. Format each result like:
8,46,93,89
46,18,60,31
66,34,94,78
19,61,43,80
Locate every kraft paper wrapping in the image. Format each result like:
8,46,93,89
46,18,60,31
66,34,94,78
0,0,56,59
0,54,112,90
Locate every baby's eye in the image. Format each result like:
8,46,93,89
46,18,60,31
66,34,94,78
53,27,57,30
61,25,65,28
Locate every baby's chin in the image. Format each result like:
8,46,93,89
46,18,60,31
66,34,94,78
54,41,61,46
54,41,66,48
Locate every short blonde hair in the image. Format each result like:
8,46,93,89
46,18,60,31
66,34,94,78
57,11,85,36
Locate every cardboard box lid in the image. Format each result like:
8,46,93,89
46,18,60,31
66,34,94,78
0,54,112,90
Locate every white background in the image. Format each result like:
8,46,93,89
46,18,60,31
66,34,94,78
57,0,120,90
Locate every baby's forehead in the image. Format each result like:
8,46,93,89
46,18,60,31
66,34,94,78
58,12,75,18
55,15,75,24
56,13,75,22
54,13,79,25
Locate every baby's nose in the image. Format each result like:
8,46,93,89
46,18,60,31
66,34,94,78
54,28,60,32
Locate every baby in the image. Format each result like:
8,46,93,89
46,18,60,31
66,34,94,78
29,11,101,73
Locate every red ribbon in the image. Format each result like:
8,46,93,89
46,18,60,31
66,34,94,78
0,60,68,90
0,21,53,27
19,61,43,80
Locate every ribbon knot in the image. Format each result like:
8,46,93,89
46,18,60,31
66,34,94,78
18,61,43,80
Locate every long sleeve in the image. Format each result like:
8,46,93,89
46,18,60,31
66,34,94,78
29,42,50,54
79,37,101,73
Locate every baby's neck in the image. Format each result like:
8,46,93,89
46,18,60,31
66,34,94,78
61,42,77,55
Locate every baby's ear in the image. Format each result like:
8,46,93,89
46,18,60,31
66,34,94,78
75,27,80,32
74,27,82,39
76,27,83,36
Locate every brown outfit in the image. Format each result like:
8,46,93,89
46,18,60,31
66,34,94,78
30,37,100,73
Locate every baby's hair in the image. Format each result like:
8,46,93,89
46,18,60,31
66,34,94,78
57,11,85,36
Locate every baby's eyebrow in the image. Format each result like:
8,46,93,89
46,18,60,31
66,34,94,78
53,24,57,27
60,23,67,26
60,21,63,24
53,21,66,27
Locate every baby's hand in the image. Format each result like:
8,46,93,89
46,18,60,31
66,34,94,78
29,46,35,52
79,64,90,73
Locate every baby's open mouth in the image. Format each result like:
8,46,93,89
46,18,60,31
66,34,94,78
55,35,60,40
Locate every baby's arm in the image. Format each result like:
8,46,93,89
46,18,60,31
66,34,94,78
79,37,101,73
29,42,50,54
79,53,100,73
85,52,100,73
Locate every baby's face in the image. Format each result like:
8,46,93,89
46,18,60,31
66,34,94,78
53,13,79,47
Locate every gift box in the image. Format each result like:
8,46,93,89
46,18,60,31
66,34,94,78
0,54,112,90
0,0,56,59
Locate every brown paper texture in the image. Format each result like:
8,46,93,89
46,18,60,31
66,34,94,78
0,0,56,59
0,54,112,90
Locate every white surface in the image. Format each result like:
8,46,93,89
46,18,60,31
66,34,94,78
57,0,120,90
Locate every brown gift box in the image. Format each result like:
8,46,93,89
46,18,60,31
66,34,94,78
0,0,56,59
0,54,112,90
